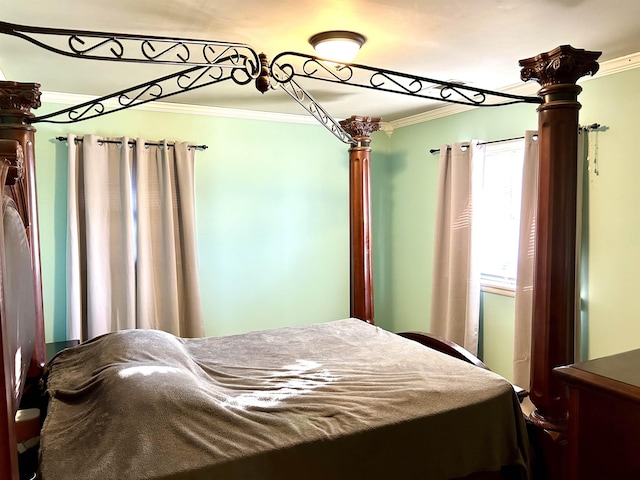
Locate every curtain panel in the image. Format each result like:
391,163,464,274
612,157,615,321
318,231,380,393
513,130,586,389
430,141,484,356
67,135,204,341
513,131,539,389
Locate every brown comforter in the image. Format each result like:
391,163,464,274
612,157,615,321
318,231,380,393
39,319,528,480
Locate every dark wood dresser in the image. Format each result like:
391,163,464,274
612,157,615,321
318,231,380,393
555,348,640,480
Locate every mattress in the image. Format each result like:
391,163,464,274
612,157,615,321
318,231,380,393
39,319,528,479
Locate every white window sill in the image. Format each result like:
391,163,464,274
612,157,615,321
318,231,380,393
481,281,515,297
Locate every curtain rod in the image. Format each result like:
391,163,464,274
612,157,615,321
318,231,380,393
428,123,601,155
55,136,208,151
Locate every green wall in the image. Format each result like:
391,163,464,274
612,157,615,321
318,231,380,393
383,66,640,380
578,67,640,360
34,65,640,384
33,103,388,341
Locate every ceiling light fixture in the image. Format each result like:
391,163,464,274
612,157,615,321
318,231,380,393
308,30,366,64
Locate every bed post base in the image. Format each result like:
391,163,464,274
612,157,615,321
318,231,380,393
518,45,600,479
339,115,380,325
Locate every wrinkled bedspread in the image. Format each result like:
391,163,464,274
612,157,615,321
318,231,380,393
39,319,528,480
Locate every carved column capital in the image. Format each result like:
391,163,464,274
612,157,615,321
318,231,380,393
519,45,601,87
0,81,42,118
340,115,381,145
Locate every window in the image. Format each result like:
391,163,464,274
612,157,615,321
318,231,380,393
477,139,525,291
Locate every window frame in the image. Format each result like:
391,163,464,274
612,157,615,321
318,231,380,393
477,138,525,296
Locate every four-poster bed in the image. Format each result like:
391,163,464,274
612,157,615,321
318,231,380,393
0,20,602,480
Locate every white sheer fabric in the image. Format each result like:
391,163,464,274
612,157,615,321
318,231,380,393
430,141,484,356
513,131,538,389
67,135,204,341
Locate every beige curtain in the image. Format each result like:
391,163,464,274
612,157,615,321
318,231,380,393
430,141,484,356
67,134,204,341
134,139,203,336
513,130,586,389
513,131,539,389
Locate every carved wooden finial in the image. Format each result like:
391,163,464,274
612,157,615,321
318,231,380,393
0,81,41,116
519,45,601,87
255,53,271,94
339,115,381,144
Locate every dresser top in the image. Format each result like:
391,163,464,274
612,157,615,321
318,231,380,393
577,349,640,387
555,348,640,402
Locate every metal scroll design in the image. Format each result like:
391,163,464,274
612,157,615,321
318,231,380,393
0,21,260,76
270,52,542,108
0,20,542,133
32,62,253,124
270,63,354,144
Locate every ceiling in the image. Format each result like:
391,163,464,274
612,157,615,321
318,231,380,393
1,0,639,123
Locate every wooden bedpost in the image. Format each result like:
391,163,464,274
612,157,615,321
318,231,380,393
339,115,380,325
0,81,46,373
519,46,600,478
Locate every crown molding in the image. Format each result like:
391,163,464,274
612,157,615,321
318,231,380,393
38,51,640,129
389,51,640,129
592,51,640,77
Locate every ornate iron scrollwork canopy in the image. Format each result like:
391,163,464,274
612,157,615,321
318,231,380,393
270,51,542,108
0,21,260,71
0,20,541,143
